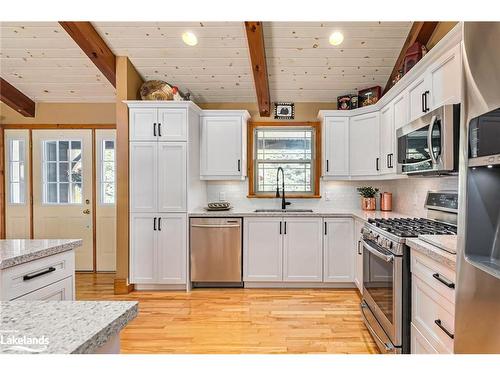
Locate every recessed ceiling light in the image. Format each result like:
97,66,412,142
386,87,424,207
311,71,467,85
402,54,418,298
182,31,198,46
329,31,344,46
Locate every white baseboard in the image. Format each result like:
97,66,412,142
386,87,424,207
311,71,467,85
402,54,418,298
243,282,357,289
134,284,186,291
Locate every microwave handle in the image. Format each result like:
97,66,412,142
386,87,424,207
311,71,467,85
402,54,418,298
427,115,438,165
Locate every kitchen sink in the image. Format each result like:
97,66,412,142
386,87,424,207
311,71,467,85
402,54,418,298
254,209,314,213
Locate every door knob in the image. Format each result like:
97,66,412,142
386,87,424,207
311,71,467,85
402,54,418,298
83,209,91,215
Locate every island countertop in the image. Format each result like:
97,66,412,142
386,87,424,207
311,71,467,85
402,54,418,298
0,301,138,354
0,239,83,270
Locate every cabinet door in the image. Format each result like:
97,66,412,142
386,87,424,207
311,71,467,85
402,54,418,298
243,217,283,281
158,142,187,212
349,112,380,176
130,213,157,284
411,323,439,354
323,117,349,176
129,108,157,141
393,91,409,129
408,76,427,122
427,44,461,110
353,219,364,293
200,116,243,179
157,108,187,141
157,214,187,284
323,218,354,282
13,276,74,301
130,142,157,212
283,218,323,282
379,104,394,174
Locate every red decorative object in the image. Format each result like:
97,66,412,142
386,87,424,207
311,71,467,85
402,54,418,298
403,41,424,74
358,86,382,107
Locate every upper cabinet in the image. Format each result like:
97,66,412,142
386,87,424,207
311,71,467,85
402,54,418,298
323,116,349,177
200,110,249,180
129,107,187,142
393,90,409,130
379,103,395,175
349,112,380,176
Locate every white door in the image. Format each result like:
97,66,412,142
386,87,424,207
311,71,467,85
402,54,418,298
95,130,116,271
4,129,31,239
243,217,283,282
158,142,187,212
323,117,349,176
353,219,364,293
157,108,187,141
283,217,323,282
349,112,380,176
323,218,354,282
32,130,93,271
157,213,186,284
129,108,157,141
379,104,394,174
200,116,242,178
427,44,461,110
408,75,428,122
129,142,157,213
130,213,156,283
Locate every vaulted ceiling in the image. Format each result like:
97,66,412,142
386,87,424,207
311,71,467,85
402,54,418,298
1,21,412,104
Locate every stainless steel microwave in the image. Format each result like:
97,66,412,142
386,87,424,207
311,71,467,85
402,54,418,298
396,104,460,175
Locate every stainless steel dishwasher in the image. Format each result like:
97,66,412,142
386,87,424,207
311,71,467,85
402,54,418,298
190,217,243,286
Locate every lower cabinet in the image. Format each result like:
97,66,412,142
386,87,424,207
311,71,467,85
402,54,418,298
13,276,74,301
323,218,355,282
411,323,438,354
353,219,364,293
130,213,186,285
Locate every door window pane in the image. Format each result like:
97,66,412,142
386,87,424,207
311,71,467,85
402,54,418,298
42,140,83,204
8,139,26,204
100,139,115,204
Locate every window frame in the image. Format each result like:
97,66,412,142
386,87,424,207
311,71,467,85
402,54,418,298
99,138,116,205
8,138,27,205
247,121,321,198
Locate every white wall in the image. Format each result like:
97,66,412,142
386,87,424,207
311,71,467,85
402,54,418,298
206,176,459,217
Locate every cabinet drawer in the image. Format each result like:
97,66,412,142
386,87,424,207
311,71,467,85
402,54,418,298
411,250,455,304
1,251,74,301
12,276,73,301
412,274,454,353
411,323,438,354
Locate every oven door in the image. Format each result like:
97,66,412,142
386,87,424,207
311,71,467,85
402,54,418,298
362,238,402,348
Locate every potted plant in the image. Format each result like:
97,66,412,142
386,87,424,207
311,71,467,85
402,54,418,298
357,186,379,211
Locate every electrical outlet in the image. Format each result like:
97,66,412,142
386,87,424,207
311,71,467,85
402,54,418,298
219,191,226,202
325,191,331,201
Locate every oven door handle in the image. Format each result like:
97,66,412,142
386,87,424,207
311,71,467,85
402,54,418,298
362,239,394,263
360,302,396,352
427,115,438,165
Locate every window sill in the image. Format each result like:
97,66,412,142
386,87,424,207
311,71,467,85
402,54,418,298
247,194,322,199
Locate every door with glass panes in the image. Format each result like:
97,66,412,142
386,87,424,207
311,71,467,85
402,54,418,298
32,130,93,271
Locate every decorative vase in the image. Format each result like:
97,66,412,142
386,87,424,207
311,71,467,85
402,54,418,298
361,197,376,211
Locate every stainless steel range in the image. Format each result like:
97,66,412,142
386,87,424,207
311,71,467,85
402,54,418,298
360,191,458,354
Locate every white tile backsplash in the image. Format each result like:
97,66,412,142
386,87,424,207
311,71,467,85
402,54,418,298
206,176,458,217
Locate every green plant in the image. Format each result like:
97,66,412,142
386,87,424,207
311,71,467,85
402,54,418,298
357,186,379,198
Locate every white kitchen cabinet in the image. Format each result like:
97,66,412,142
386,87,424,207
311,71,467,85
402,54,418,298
283,218,323,282
243,217,283,282
129,107,187,142
130,142,158,213
349,112,380,176
408,75,428,123
323,218,354,282
13,276,73,301
353,219,364,293
129,108,157,141
200,111,249,180
158,142,187,212
130,213,157,283
379,104,395,175
393,90,409,129
157,108,187,141
323,116,349,177
411,323,438,354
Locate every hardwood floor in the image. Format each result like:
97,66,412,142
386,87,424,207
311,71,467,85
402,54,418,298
76,273,379,354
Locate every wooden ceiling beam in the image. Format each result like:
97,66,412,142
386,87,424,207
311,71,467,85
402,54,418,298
384,21,439,94
244,21,271,117
59,21,116,87
0,78,36,117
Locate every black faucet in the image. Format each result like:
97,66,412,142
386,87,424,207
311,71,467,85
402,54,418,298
276,167,291,210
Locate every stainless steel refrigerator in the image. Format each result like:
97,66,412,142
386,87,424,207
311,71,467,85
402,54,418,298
455,22,500,353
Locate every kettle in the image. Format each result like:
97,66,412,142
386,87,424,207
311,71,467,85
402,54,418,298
380,192,393,211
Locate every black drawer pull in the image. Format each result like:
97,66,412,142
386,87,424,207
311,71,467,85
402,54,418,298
432,273,455,289
153,217,157,231
158,217,162,231
435,319,454,339
237,159,241,172
23,267,56,281
324,222,327,235
279,221,282,235
158,123,162,137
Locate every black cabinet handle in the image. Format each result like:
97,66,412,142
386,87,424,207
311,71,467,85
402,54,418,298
435,319,454,339
376,157,380,171
284,221,287,235
158,217,162,231
389,153,394,168
326,159,329,172
432,273,455,289
386,154,390,169
279,221,282,235
153,217,157,231
422,92,426,113
324,222,327,235
237,159,241,172
158,123,162,137
424,91,430,112
153,123,157,137
23,266,56,281
357,240,362,255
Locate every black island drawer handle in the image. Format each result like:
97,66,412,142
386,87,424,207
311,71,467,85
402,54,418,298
23,267,56,281
432,273,455,289
435,319,454,339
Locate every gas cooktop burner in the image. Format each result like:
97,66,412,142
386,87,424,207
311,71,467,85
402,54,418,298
367,217,457,238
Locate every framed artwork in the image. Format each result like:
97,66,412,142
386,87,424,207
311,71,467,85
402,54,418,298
337,95,351,110
358,86,382,107
274,102,295,119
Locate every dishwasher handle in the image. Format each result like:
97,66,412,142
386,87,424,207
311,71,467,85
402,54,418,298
191,224,241,228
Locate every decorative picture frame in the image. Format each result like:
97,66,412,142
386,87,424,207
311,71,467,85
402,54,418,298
274,102,295,119
358,86,382,107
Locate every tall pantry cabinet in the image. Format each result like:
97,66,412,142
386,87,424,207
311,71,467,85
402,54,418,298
126,101,206,289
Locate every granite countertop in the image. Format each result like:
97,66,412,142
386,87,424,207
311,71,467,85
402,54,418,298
0,239,83,270
0,301,138,354
406,237,457,270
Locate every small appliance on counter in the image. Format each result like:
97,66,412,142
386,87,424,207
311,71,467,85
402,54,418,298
380,192,393,211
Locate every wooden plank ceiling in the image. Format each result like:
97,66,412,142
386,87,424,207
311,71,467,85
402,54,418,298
0,21,412,104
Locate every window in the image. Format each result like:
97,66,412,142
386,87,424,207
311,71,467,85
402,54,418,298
249,123,321,197
42,140,83,204
100,140,116,204
8,139,26,204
